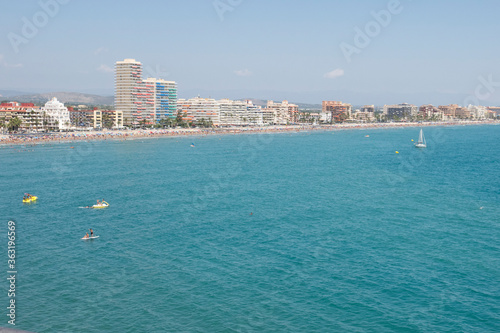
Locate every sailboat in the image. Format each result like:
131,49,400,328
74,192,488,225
415,129,426,148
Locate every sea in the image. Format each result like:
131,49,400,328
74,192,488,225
0,125,499,332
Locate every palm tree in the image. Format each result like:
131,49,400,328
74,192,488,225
33,115,40,132
175,110,184,127
42,111,49,132
102,113,114,129
28,110,35,132
8,117,22,132
337,112,348,123
124,117,131,128
0,118,5,133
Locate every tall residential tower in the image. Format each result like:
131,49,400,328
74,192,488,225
115,59,177,127
115,59,142,126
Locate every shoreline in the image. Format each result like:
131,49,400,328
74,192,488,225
1,120,498,146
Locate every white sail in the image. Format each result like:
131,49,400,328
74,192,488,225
415,129,426,148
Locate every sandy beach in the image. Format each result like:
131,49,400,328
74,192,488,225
0,120,497,146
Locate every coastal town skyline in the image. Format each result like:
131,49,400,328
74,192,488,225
1,57,499,133
1,0,500,105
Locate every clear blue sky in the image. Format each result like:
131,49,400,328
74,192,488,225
1,0,499,105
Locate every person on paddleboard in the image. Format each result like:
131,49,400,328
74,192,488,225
90,228,94,237
83,233,89,239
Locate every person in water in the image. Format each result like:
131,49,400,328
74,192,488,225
89,228,94,237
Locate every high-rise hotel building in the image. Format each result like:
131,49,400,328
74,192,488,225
115,59,177,126
115,59,142,125
140,78,177,121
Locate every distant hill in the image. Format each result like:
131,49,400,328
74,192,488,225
6,92,114,106
295,102,321,110
0,90,33,98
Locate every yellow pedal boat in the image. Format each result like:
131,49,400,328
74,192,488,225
92,201,109,209
23,195,38,203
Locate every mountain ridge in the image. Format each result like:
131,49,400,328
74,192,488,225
3,92,114,106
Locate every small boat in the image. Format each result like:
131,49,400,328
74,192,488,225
23,195,38,203
92,201,109,209
415,129,426,148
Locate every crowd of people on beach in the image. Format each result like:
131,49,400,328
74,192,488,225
0,120,496,146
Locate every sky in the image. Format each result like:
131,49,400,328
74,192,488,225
1,0,500,105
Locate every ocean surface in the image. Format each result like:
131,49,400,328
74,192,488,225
1,125,499,332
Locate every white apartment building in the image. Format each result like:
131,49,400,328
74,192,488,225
41,97,71,130
262,100,291,125
467,105,487,119
177,97,220,125
352,110,375,122
245,101,264,126
218,99,263,126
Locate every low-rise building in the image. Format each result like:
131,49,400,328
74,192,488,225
0,102,43,132
455,106,470,118
383,103,418,120
322,101,352,122
68,107,123,129
418,104,444,120
93,110,124,129
263,100,293,125
438,104,459,119
352,109,375,122
487,107,500,118
68,107,93,127
297,112,321,123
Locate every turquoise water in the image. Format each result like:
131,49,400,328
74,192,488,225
1,125,499,332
